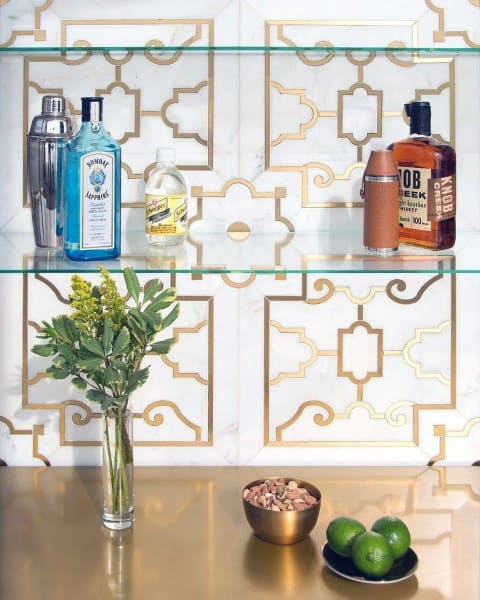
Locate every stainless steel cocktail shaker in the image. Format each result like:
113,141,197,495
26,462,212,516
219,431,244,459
26,96,74,247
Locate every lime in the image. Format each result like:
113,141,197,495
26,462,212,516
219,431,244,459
352,531,394,578
371,515,411,560
326,516,366,558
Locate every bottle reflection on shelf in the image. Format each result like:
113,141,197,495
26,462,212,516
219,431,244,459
242,535,318,594
33,247,66,270
145,241,188,270
103,528,133,600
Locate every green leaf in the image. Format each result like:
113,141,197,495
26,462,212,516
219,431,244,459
161,303,180,331
102,321,114,354
52,315,79,343
126,366,150,395
123,267,140,305
77,357,104,371
80,335,105,358
110,359,129,371
39,320,57,339
126,314,146,345
143,311,162,333
112,327,130,356
86,389,114,409
103,367,122,386
128,308,147,328
46,366,70,379
57,342,76,364
150,337,177,354
71,377,87,390
142,279,162,304
147,287,177,313
31,344,56,357
52,356,67,368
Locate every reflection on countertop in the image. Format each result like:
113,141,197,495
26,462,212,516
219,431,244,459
0,466,478,599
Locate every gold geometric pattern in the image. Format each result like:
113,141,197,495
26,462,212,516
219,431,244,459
426,0,480,47
0,0,50,47
266,20,455,207
265,269,456,455
23,18,214,207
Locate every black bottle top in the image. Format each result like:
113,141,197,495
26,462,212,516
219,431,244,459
405,101,431,136
81,96,103,122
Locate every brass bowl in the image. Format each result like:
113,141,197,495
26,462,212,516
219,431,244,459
242,478,321,545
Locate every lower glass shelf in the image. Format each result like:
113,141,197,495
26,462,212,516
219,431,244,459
0,230,476,274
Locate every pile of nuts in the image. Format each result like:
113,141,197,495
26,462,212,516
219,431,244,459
243,478,319,512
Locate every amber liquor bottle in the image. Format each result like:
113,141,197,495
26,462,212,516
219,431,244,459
387,101,455,250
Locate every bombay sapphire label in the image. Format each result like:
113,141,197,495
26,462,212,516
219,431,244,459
80,152,114,249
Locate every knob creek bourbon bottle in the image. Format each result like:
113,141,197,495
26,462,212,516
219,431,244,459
387,101,455,250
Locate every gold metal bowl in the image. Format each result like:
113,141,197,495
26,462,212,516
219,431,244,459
242,478,321,545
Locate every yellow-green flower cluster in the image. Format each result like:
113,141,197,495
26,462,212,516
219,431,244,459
99,266,126,331
69,274,100,333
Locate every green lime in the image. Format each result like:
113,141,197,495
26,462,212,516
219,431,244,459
352,531,394,578
326,516,366,558
371,515,411,560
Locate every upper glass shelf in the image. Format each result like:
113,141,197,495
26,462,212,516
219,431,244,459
1,45,480,54
0,230,479,275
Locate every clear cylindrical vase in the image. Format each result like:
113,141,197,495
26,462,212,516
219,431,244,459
102,408,134,530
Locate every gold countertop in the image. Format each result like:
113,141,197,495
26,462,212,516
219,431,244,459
0,467,478,599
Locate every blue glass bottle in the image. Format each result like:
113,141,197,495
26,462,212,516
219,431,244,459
63,97,121,260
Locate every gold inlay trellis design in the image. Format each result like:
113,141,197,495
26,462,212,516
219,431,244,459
23,18,214,207
264,265,456,457
0,0,50,47
426,0,480,47
265,19,455,209
337,320,383,385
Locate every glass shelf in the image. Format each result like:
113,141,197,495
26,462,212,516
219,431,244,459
1,45,480,55
1,230,479,275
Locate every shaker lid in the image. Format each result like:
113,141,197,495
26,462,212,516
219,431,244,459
42,95,66,116
28,95,74,138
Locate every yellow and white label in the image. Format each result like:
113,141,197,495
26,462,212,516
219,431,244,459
145,193,187,236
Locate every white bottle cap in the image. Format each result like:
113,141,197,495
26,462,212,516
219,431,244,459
156,147,176,163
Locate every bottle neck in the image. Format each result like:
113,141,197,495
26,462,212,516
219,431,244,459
80,120,106,134
156,160,175,168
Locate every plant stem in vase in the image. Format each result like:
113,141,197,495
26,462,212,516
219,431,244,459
102,408,134,530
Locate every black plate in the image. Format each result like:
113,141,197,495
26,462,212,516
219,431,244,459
322,543,418,584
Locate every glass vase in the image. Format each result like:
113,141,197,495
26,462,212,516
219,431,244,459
102,408,134,530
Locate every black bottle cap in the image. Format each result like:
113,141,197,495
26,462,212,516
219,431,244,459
81,97,103,122
405,101,431,135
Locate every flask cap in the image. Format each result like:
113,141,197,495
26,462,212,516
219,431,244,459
156,147,176,163
82,97,103,122
405,101,431,136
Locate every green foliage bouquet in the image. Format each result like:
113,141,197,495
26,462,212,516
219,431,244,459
31,266,179,526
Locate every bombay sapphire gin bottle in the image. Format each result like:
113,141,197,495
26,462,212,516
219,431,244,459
63,97,121,260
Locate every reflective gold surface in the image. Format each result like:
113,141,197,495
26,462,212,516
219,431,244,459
0,467,478,599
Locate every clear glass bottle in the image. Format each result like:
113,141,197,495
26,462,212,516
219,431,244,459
63,97,121,260
145,148,187,246
387,101,456,250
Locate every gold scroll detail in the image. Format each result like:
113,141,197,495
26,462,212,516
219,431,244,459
160,81,209,147
270,322,319,385
161,321,208,385
426,0,480,47
0,0,50,47
403,321,450,384
338,321,383,385
270,82,318,146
